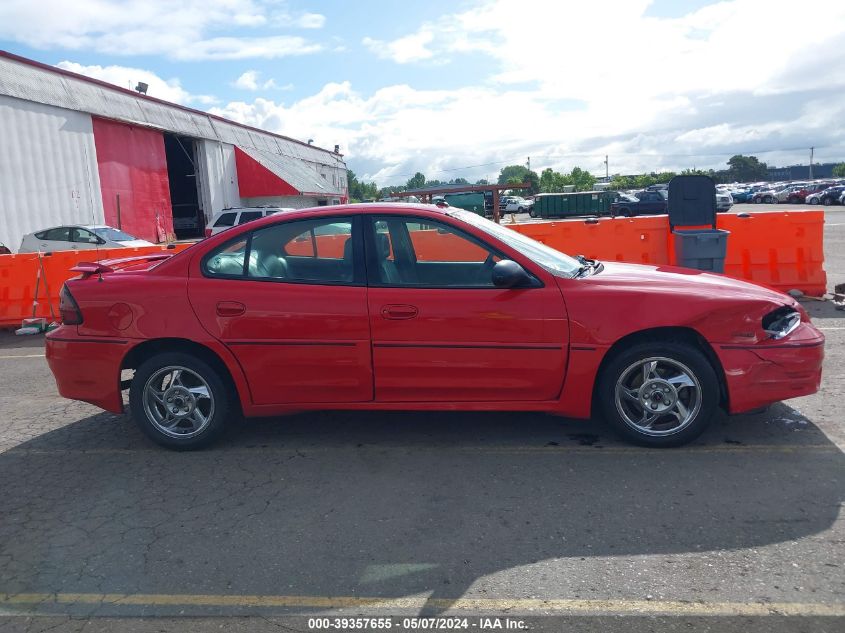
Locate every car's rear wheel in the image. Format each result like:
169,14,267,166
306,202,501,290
529,208,537,218
765,195,775,204
129,352,230,450
598,341,719,447
823,198,832,206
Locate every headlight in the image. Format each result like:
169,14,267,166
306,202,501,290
762,306,801,340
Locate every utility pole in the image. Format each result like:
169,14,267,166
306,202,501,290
809,147,814,180
604,155,609,181
526,156,531,172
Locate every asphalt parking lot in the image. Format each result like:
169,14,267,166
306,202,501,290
0,204,843,632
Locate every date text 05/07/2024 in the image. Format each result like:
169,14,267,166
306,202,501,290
306,616,528,630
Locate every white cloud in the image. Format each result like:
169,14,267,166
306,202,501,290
55,61,218,106
233,70,288,91
180,36,320,61
296,12,326,29
341,0,845,182
0,0,324,61
363,31,436,64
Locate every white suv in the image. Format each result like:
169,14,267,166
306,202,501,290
206,207,294,237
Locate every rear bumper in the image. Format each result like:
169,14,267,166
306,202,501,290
717,323,824,414
45,328,129,414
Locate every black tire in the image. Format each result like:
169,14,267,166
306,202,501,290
129,352,230,450
597,340,719,447
529,209,537,218
617,207,632,217
823,198,832,206
765,195,775,204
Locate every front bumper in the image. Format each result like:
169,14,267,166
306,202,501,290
45,327,130,414
717,322,824,414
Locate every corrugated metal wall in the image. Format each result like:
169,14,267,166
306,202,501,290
92,117,174,243
195,140,240,221
0,95,104,251
0,55,347,197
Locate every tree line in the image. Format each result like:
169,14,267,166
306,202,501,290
347,156,842,201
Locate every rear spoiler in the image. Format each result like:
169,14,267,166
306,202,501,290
71,253,174,279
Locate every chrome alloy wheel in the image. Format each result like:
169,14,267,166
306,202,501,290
614,357,702,437
143,366,215,438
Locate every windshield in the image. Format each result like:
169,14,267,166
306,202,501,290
449,209,582,277
93,227,138,242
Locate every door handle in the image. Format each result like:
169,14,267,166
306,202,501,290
216,301,246,317
381,304,418,320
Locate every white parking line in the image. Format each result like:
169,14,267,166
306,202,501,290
0,354,45,359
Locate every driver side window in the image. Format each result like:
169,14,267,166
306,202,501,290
369,217,501,288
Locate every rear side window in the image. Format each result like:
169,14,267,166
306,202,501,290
213,213,237,227
247,218,356,283
238,211,263,224
203,237,248,277
42,228,71,241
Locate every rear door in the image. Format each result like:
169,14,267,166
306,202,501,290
365,215,568,402
188,214,372,406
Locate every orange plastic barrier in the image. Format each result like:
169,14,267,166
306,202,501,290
510,216,669,265
510,211,826,296
0,244,192,328
716,211,827,296
0,211,828,329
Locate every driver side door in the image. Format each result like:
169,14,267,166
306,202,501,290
365,215,568,402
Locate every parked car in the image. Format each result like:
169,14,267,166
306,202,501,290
19,225,153,253
0,242,11,255
46,204,823,450
609,190,668,216
504,197,534,213
206,207,294,238
728,188,753,203
751,189,779,204
817,186,845,205
802,184,833,205
716,192,734,212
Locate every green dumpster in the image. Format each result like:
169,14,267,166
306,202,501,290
533,191,616,218
443,192,487,215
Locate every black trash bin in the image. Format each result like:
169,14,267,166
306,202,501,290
667,175,730,273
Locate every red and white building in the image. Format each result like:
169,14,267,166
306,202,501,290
0,51,348,250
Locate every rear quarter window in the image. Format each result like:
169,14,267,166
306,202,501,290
214,213,237,227
238,211,263,224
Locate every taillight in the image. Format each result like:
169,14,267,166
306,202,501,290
59,284,83,325
204,228,212,238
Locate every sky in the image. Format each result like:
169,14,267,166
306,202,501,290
1,0,844,186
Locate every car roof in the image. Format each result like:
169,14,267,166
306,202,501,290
214,203,452,232
29,224,112,233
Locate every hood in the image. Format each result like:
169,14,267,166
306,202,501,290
575,261,793,306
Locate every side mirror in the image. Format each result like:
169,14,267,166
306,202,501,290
491,259,532,289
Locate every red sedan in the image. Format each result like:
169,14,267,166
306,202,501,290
46,204,824,449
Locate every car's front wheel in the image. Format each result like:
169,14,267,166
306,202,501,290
129,352,230,450
598,341,719,447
